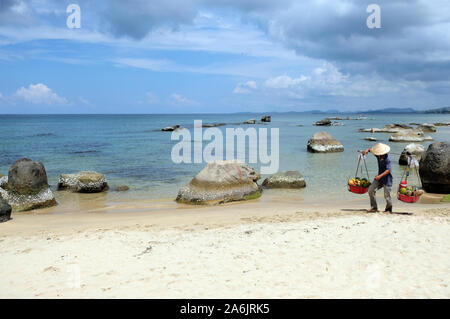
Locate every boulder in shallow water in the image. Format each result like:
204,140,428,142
0,196,12,223
261,115,271,122
399,143,425,165
58,171,109,193
0,158,56,211
364,137,378,141
262,171,306,189
176,160,261,204
115,185,130,192
419,142,450,194
161,125,181,131
244,119,256,124
416,123,436,133
389,130,425,142
314,118,331,126
307,132,344,153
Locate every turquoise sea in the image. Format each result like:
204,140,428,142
1,113,449,203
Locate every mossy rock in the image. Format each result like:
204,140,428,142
441,194,450,202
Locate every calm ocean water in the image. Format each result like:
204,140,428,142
1,113,449,202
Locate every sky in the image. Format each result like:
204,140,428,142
0,0,449,114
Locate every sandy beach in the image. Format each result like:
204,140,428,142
1,195,449,299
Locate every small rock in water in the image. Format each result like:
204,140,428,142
314,118,332,126
161,125,181,131
389,130,426,142
115,185,130,192
58,171,109,193
261,115,271,122
364,137,378,141
307,132,344,153
262,171,306,189
243,119,256,124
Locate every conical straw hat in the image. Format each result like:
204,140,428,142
371,143,390,156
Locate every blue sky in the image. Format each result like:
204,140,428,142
0,0,449,114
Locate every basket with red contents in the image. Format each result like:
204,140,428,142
348,152,371,195
397,155,423,203
348,177,371,194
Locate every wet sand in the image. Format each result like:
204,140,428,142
0,194,449,298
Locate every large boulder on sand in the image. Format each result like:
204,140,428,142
419,142,450,194
307,132,344,153
176,160,261,204
0,196,12,223
58,171,109,193
399,143,426,165
0,158,56,211
262,171,306,189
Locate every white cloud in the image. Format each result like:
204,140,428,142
264,75,307,89
15,83,67,104
170,93,197,106
263,62,410,98
233,80,258,94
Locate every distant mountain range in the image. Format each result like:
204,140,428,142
280,106,450,114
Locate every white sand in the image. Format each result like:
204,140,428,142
0,199,449,298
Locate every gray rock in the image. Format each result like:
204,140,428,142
115,185,130,192
434,122,450,127
364,137,378,141
389,130,426,142
161,125,181,131
1,158,56,211
419,142,450,194
307,132,344,153
244,119,256,124
0,196,11,223
314,118,331,126
0,187,56,212
261,115,271,122
416,123,436,133
399,143,425,165
58,171,109,193
202,123,226,128
0,175,7,190
176,160,261,204
8,158,49,195
262,171,306,189
359,123,413,133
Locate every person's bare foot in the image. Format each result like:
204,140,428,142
367,208,378,213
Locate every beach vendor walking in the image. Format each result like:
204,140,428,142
362,143,393,213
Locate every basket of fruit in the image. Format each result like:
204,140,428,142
398,184,423,203
348,177,371,194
